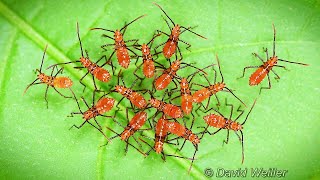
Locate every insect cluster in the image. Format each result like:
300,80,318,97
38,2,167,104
24,3,308,174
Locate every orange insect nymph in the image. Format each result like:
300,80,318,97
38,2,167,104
91,15,146,69
24,45,73,108
96,98,115,114
134,33,162,78
120,111,147,141
154,116,169,154
202,99,257,164
240,24,308,93
115,85,147,109
163,25,181,59
166,121,200,146
154,60,181,90
153,2,206,59
149,98,183,118
192,55,245,108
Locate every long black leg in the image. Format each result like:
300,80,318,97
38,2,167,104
101,43,116,50
116,97,125,109
156,30,170,37
44,85,50,109
271,69,281,81
96,55,107,64
46,61,81,70
214,94,220,108
67,112,82,117
235,130,245,164
80,96,90,109
69,120,86,130
79,71,90,92
24,79,41,95
179,39,191,52
234,106,245,122
94,117,103,130
222,130,230,146
238,66,260,79
101,34,115,40
87,121,111,143
53,67,64,77
53,87,72,99
252,52,266,63
264,47,269,60
69,88,83,113
259,73,271,94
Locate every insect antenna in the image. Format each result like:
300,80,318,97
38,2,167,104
224,87,246,107
153,2,175,26
76,22,85,57
215,54,224,82
278,59,309,66
241,99,257,125
69,88,83,114
272,23,276,57
39,44,48,73
119,14,147,32
239,130,245,164
180,62,208,75
188,148,198,174
180,26,207,39
90,26,115,33
147,33,162,46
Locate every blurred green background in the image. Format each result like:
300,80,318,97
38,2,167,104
0,0,319,179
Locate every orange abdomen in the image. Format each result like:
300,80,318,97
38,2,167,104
116,47,130,68
143,60,155,78
154,74,172,90
53,77,73,88
163,104,183,118
155,117,168,154
192,88,210,103
166,121,186,137
129,92,147,109
129,111,147,129
203,114,226,128
120,111,147,140
96,98,115,114
249,67,268,86
93,67,111,82
181,94,193,115
163,40,177,59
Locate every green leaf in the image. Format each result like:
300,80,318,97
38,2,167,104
0,0,319,179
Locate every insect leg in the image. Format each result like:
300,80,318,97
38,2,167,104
252,52,266,63
179,39,191,52
69,120,87,130
238,66,260,79
44,85,50,109
23,79,41,95
259,73,271,94
222,129,230,146
80,96,90,108
101,34,115,40
87,121,111,143
53,87,72,99
79,71,90,92
264,47,269,60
